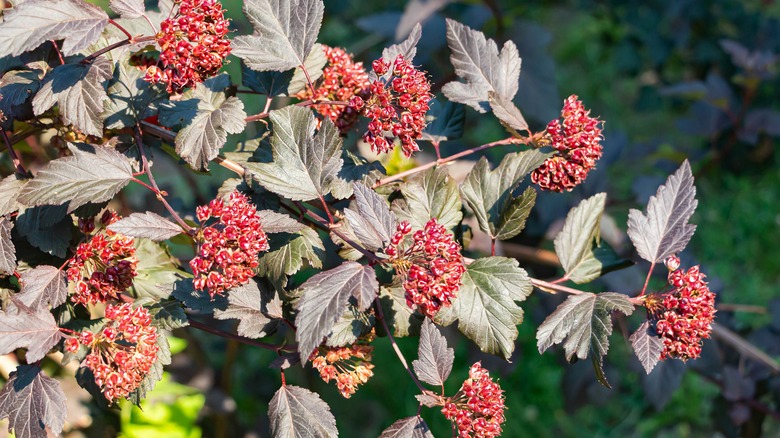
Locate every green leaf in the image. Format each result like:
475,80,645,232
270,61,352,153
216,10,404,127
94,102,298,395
295,261,378,362
245,106,343,201
158,74,247,171
536,292,635,362
17,143,133,212
32,58,113,137
15,205,73,258
0,365,67,438
325,306,373,348
103,56,166,129
130,239,185,300
0,217,15,276
232,0,324,72
128,334,171,406
0,69,43,129
257,227,325,282
268,385,338,438
0,0,109,57
145,299,189,331
392,166,462,231
554,193,606,283
343,183,396,252
379,283,423,338
436,257,531,359
213,280,279,339
460,150,548,240
256,210,306,234
421,97,465,143
566,240,633,284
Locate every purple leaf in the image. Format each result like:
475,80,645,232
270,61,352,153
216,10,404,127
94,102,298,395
0,365,67,438
268,385,338,438
0,0,109,57
256,210,306,234
627,160,698,264
379,416,434,438
0,309,64,362
295,261,378,362
489,91,528,133
414,392,440,407
214,281,277,339
107,212,183,241
14,266,67,309
343,183,396,252
0,175,26,216
384,23,422,63
412,319,453,387
16,143,134,212
630,321,663,375
109,0,146,18
0,217,15,276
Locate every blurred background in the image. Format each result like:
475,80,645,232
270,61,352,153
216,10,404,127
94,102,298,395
2,0,780,437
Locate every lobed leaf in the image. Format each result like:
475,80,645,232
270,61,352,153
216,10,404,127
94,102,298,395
0,365,67,438
14,206,73,258
295,262,378,362
109,0,146,18
233,0,324,72
627,160,698,264
145,299,189,331
489,91,528,133
379,283,423,338
0,69,43,129
257,227,325,283
630,321,663,375
0,0,109,57
268,385,338,438
32,58,113,137
241,44,327,97
379,416,434,438
130,238,186,300
554,193,606,282
326,307,373,348
536,292,634,362
0,217,15,276
343,183,396,252
17,143,133,212
412,319,454,387
0,175,26,216
393,166,462,231
383,23,423,63
0,308,64,362
257,210,306,234
436,257,531,359
246,106,343,201
421,97,465,143
214,280,278,339
14,266,67,310
103,57,166,129
107,212,183,242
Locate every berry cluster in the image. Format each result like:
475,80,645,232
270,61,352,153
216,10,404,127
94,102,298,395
358,55,431,157
144,0,231,93
385,219,465,319
531,95,604,192
647,256,717,361
441,362,506,438
295,46,370,134
67,211,138,306
309,333,375,399
190,191,269,297
66,304,159,403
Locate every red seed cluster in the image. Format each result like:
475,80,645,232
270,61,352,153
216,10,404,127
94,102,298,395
385,218,465,319
359,55,432,157
66,303,159,403
531,95,604,192
309,333,375,398
67,211,138,306
190,191,269,298
441,362,506,438
650,256,717,361
294,46,370,134
144,0,231,93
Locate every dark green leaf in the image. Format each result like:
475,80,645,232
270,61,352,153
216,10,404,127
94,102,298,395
330,150,386,199
245,106,343,201
146,299,189,330
130,239,186,300
32,58,113,137
214,280,279,339
17,143,133,212
103,56,166,129
554,193,606,283
412,319,453,387
15,206,73,258
268,385,338,438
0,217,15,275
0,69,42,128
295,261,378,362
379,283,423,338
0,308,64,362
567,240,633,284
257,227,325,282
107,212,183,242
0,0,109,57
421,97,465,143
171,278,229,314
379,416,434,438
0,365,66,438
436,257,531,359
460,150,548,240
536,292,634,362
630,321,663,375
393,166,462,231
232,0,324,72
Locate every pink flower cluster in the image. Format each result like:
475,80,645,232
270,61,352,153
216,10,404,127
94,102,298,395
190,191,269,297
145,0,231,93
309,333,375,398
385,219,465,319
358,55,431,157
442,362,506,438
531,95,604,192
67,211,138,306
650,256,716,361
66,304,159,403
295,45,370,134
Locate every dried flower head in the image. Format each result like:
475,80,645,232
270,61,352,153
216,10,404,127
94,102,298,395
531,95,604,192
309,332,375,398
361,54,432,157
67,211,138,306
144,0,231,93
384,218,465,319
190,191,269,297
68,303,159,403
646,255,717,361
294,45,370,134
441,362,506,438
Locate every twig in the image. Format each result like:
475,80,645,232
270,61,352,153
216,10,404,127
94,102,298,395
81,35,156,64
375,297,427,393
639,262,656,297
189,319,296,353
108,19,134,40
0,128,29,176
710,323,780,373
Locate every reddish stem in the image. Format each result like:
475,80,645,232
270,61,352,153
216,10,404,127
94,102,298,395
639,262,656,297
0,128,30,176
188,319,296,352
375,297,427,393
